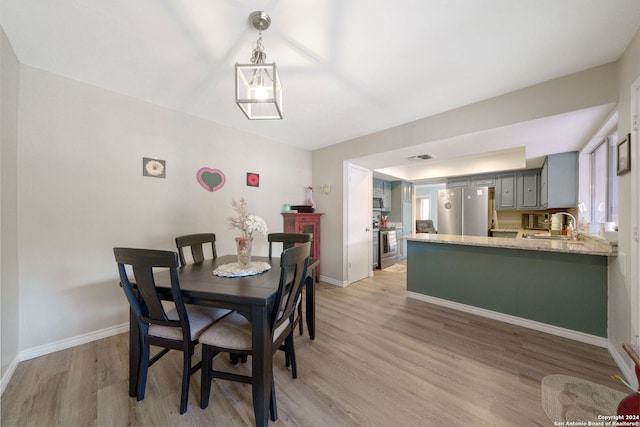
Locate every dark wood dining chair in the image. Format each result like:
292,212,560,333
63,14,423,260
175,233,217,267
268,232,312,336
267,232,312,258
113,247,230,414
199,242,311,422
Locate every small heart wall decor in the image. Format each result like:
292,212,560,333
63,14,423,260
196,167,226,192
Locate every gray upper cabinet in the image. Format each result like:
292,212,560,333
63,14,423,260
471,175,496,187
401,181,412,202
517,170,540,209
373,179,383,198
390,181,412,260
495,173,516,210
383,181,391,209
447,174,495,188
447,177,470,188
445,150,576,211
373,179,392,210
540,152,578,209
389,181,412,226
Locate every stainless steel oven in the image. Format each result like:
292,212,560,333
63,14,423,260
377,228,397,269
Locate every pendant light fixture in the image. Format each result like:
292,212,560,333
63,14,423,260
235,11,283,120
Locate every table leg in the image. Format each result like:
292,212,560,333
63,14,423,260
252,305,272,427
305,275,315,340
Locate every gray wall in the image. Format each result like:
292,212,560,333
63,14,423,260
1,25,20,392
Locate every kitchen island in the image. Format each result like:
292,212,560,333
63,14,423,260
405,233,616,342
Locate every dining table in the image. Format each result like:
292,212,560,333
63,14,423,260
127,254,318,427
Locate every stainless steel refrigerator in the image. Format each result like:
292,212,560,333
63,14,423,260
437,187,490,236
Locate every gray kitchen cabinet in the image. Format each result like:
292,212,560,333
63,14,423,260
443,152,576,211
390,181,412,260
448,173,496,188
389,181,412,225
373,179,392,211
383,181,391,209
373,178,384,198
401,181,412,202
517,170,540,209
540,151,578,209
471,174,496,187
495,173,517,210
447,177,470,188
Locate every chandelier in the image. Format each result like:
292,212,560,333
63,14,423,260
235,11,283,120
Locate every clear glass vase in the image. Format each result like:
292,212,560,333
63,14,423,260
235,237,253,268
306,187,316,209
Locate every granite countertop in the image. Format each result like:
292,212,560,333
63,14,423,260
404,232,616,257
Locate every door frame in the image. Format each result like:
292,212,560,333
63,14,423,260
631,75,640,346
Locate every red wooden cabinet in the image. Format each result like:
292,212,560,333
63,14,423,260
282,212,323,279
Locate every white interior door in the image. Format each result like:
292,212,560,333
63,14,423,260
347,163,371,284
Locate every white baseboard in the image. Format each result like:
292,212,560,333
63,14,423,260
607,341,638,389
19,323,129,362
1,355,20,396
319,274,347,287
407,291,609,348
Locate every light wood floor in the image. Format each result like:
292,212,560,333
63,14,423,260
1,266,628,426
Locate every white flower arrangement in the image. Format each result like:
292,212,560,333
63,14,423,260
228,198,268,239
244,214,268,238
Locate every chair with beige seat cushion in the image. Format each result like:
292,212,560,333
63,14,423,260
113,247,230,414
175,233,217,266
199,242,310,422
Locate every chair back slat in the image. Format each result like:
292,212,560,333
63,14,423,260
271,242,310,337
175,233,217,266
114,247,186,331
268,232,312,259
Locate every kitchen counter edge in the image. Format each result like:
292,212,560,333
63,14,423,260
403,233,616,257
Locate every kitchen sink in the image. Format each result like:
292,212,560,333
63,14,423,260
521,234,571,241
521,234,585,244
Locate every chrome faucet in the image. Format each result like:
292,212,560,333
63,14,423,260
553,212,577,240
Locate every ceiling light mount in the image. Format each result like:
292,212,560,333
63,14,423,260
249,11,271,31
235,11,283,120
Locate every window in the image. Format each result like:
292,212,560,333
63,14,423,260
420,197,431,220
590,132,618,225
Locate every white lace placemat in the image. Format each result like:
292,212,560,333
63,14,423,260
213,261,271,277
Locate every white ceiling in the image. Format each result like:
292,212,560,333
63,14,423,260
2,0,639,178
359,103,618,181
